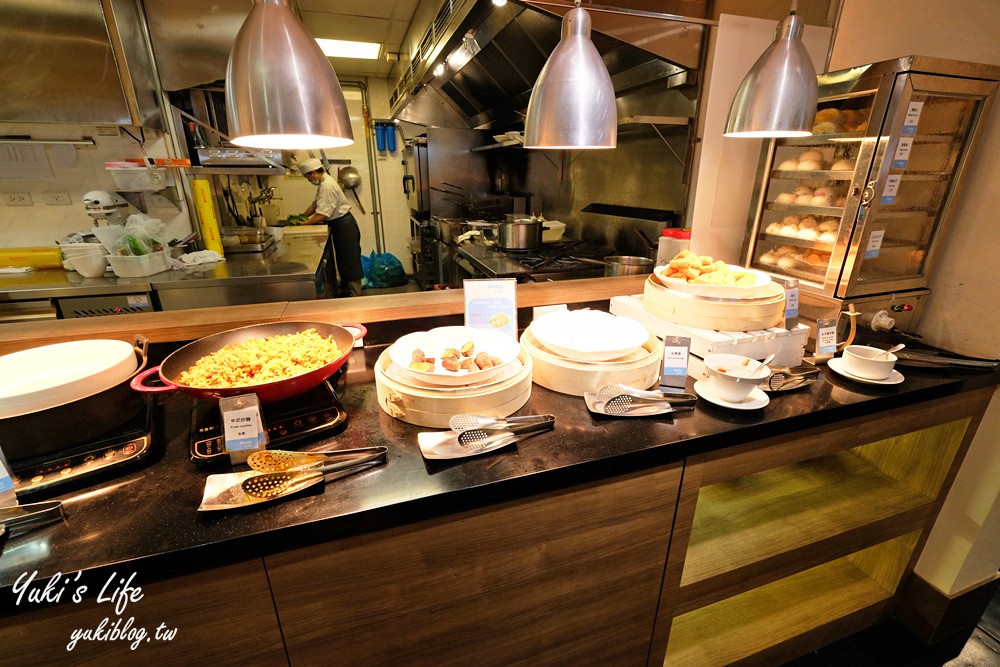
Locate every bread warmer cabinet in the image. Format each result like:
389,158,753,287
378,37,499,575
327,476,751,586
740,56,999,335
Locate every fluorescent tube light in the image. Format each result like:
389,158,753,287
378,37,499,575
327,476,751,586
315,39,382,60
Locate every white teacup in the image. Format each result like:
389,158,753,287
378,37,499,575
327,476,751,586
704,353,770,403
842,345,897,380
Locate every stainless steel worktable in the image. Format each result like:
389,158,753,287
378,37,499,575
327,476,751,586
0,231,328,313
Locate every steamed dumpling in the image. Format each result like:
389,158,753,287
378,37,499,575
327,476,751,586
766,222,783,235
775,192,797,204
797,159,823,171
819,230,837,243
831,158,854,170
797,227,819,240
793,185,814,196
799,149,824,163
795,194,814,204
778,158,799,170
813,186,835,197
810,194,833,207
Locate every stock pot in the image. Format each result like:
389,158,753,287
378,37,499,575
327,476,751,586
496,218,543,251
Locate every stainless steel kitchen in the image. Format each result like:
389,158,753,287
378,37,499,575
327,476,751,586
1,1,999,666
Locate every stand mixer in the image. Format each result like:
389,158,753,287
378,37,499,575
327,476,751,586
82,190,129,226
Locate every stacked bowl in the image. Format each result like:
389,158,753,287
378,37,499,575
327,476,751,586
522,310,662,396
62,243,110,277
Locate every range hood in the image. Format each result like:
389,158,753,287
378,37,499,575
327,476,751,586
0,0,161,127
392,0,707,131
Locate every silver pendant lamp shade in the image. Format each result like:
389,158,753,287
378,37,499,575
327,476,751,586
724,12,818,138
523,5,616,149
226,0,354,150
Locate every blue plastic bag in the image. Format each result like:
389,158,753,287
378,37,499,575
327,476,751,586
363,251,407,288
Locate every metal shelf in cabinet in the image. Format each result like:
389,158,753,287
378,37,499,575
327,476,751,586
779,130,867,145
758,233,835,253
770,170,855,181
765,203,845,216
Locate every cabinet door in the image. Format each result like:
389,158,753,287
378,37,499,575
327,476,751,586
841,73,995,297
266,465,682,666
745,88,881,295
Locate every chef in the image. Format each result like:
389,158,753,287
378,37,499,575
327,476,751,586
298,158,364,298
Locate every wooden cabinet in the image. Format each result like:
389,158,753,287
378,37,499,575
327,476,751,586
266,465,684,666
0,559,285,667
652,388,992,666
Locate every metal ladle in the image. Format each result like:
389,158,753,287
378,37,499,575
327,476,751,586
338,166,366,214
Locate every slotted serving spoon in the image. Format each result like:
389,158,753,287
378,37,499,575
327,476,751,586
247,446,387,473
242,469,325,500
449,413,555,433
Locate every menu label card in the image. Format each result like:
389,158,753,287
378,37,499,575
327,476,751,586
816,318,838,355
902,101,924,135
892,137,914,169
785,285,800,319
660,336,691,389
220,394,268,464
464,278,517,339
880,174,902,205
0,445,18,506
865,229,886,259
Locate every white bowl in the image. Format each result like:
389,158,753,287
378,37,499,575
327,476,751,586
841,345,897,380
68,253,110,277
62,245,106,257
529,310,649,362
704,353,771,403
388,326,521,386
0,340,137,418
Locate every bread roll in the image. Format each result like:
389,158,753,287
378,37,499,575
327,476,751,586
795,194,814,204
766,222,783,235
777,255,797,269
759,250,779,265
793,185,814,196
781,215,802,225
812,121,839,135
813,186,835,197
797,159,823,171
831,158,854,171
777,158,799,170
810,194,833,207
815,108,842,125
833,196,847,207
775,192,797,204
818,220,839,233
799,216,818,229
819,230,837,243
799,149,824,163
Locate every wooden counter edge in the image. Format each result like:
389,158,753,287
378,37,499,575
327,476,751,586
0,276,648,354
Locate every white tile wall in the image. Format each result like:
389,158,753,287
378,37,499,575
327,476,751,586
0,124,193,248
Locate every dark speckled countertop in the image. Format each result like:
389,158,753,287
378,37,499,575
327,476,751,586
0,342,997,595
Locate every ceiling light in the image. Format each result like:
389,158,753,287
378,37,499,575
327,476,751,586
724,7,818,138
523,3,617,149
492,0,508,6
315,39,381,60
433,63,446,77
226,0,354,150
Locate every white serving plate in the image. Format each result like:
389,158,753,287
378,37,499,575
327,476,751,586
528,310,649,362
0,340,137,418
388,326,521,387
653,264,772,299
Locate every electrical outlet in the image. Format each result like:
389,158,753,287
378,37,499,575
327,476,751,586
43,192,71,206
3,192,32,206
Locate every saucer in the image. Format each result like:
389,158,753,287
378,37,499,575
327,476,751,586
693,380,769,410
828,357,905,385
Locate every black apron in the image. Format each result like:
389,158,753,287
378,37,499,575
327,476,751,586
326,211,364,293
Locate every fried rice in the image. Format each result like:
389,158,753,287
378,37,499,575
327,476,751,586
177,329,342,388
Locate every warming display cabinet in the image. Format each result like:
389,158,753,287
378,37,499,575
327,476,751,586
741,56,999,334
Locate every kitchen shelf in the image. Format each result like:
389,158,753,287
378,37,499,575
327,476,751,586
765,203,845,216
897,172,950,181
677,450,932,599
780,130,867,145
770,169,855,181
185,165,287,176
471,140,523,152
758,234,835,252
665,532,920,667
617,115,690,135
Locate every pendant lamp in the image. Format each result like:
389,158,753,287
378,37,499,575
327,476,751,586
524,2,616,149
724,9,817,138
226,0,354,150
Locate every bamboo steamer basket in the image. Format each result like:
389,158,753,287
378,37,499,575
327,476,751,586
521,328,663,397
374,347,533,428
643,276,784,331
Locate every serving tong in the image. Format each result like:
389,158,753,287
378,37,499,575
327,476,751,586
593,384,698,416
455,416,555,451
766,366,821,391
449,413,554,433
240,446,388,502
0,501,65,539
418,415,556,460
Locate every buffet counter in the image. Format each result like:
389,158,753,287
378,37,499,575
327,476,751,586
0,282,997,666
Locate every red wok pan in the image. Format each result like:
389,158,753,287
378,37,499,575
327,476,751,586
131,321,365,403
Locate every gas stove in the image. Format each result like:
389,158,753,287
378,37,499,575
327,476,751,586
456,240,610,282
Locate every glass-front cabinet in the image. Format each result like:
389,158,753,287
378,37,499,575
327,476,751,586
742,56,999,299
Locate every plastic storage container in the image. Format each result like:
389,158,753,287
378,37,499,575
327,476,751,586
541,220,566,243
107,250,171,277
106,167,172,191
656,228,691,266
